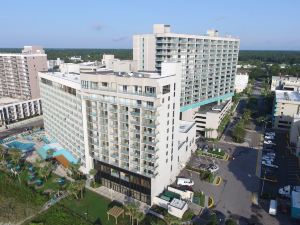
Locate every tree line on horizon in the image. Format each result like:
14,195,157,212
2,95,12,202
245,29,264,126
0,48,300,64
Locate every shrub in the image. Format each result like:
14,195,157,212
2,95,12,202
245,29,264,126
226,218,237,225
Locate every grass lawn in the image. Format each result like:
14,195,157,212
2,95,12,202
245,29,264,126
61,189,127,225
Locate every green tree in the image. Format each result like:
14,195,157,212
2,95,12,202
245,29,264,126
226,218,237,225
207,213,218,225
163,213,182,225
89,168,97,187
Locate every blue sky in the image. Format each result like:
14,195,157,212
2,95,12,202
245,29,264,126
1,0,299,50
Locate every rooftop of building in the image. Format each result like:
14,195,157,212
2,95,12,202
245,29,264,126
196,101,229,114
272,75,300,81
178,120,195,133
275,90,300,102
169,198,186,210
137,24,239,41
0,97,21,106
41,72,81,84
82,70,163,79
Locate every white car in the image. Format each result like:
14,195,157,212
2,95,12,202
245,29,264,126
264,140,275,145
262,161,278,168
177,178,194,186
207,164,219,173
265,136,275,140
264,153,276,157
266,132,275,136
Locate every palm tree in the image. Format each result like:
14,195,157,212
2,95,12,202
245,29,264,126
38,163,52,182
0,145,7,160
164,213,182,225
135,211,145,225
69,163,81,180
67,181,79,199
89,168,97,187
77,179,85,199
124,202,138,225
9,148,22,165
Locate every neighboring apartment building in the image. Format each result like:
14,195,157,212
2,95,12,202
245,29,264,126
39,62,197,204
102,54,137,72
0,46,47,100
273,90,300,130
133,24,240,113
59,62,104,74
234,72,249,93
290,114,300,157
271,76,300,91
47,58,64,70
194,100,232,138
0,97,42,127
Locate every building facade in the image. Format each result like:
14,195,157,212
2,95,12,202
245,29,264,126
39,72,92,172
273,90,300,130
133,24,240,111
39,62,197,204
102,54,137,73
194,100,232,138
0,46,47,100
234,72,249,93
0,97,42,127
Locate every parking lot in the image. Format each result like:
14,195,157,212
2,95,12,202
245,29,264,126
181,143,260,222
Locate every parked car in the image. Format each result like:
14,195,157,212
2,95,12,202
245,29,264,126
269,200,277,216
203,145,209,152
265,136,275,140
264,152,276,157
262,161,279,168
207,164,219,173
278,185,300,198
177,178,194,186
264,140,276,145
265,132,275,136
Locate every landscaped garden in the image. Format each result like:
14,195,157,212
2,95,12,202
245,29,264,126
196,148,228,160
0,145,175,225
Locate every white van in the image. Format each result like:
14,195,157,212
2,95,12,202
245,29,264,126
177,178,194,186
269,199,277,216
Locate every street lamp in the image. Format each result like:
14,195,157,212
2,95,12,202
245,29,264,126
260,169,266,197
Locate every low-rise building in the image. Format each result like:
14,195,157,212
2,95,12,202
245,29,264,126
271,76,300,91
273,90,300,130
102,54,137,72
193,100,232,138
0,97,42,127
234,72,249,93
47,58,64,70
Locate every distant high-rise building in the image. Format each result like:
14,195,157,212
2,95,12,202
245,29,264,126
133,24,240,136
0,46,47,100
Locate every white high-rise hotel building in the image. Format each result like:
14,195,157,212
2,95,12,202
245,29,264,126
39,24,239,204
134,24,239,129
39,62,196,204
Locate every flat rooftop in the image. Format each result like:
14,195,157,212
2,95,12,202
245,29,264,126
275,90,300,102
273,76,300,81
197,101,229,114
82,70,162,79
178,120,195,133
42,72,81,84
169,198,186,210
0,97,23,106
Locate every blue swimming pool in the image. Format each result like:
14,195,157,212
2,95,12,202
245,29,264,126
6,141,35,152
